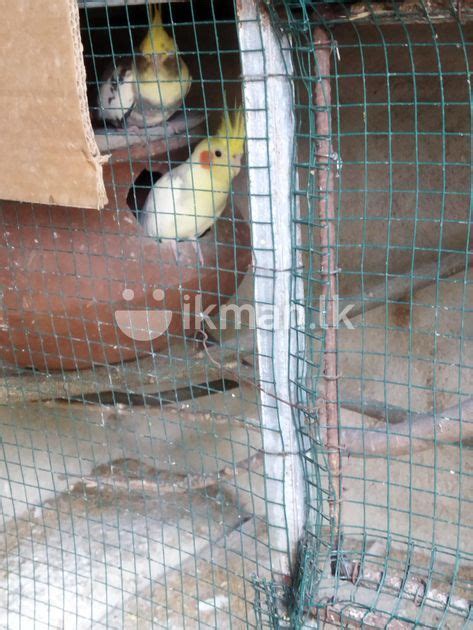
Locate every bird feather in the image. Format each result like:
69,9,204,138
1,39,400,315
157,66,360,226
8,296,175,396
141,108,246,241
96,5,191,128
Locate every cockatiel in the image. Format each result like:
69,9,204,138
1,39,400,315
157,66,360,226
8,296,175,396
140,108,245,260
96,5,191,128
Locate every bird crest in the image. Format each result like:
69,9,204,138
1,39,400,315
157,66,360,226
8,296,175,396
215,107,246,156
140,5,176,55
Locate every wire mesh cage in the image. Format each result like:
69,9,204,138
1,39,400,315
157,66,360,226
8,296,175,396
0,0,471,627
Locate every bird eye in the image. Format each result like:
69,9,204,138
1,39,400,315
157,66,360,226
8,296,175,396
215,150,222,158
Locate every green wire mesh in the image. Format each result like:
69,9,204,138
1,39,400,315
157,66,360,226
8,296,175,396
267,0,472,626
1,3,265,627
0,0,471,628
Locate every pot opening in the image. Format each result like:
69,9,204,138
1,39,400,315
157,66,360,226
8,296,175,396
126,169,164,222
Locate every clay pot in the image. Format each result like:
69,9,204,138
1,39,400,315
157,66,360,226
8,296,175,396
0,143,251,370
0,121,252,370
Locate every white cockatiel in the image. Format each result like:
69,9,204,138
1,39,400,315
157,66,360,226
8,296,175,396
140,108,245,257
96,5,191,128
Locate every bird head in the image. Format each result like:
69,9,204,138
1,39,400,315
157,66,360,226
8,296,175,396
139,5,177,56
194,108,246,184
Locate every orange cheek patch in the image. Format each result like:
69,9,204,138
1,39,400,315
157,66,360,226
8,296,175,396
199,150,212,169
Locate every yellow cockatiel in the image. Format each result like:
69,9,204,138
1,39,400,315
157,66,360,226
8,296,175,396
140,109,245,253
97,5,191,128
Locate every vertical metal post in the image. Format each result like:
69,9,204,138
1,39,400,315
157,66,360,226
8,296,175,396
236,0,305,585
313,27,342,549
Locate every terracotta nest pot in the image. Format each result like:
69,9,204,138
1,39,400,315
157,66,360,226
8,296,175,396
0,151,251,370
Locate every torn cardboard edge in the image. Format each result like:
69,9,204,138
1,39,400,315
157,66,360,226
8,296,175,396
0,0,108,210
67,0,109,209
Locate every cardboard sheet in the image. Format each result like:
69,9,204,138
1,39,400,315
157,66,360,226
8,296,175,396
0,0,107,209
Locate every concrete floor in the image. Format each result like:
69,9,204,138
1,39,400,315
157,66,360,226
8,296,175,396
0,384,267,629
